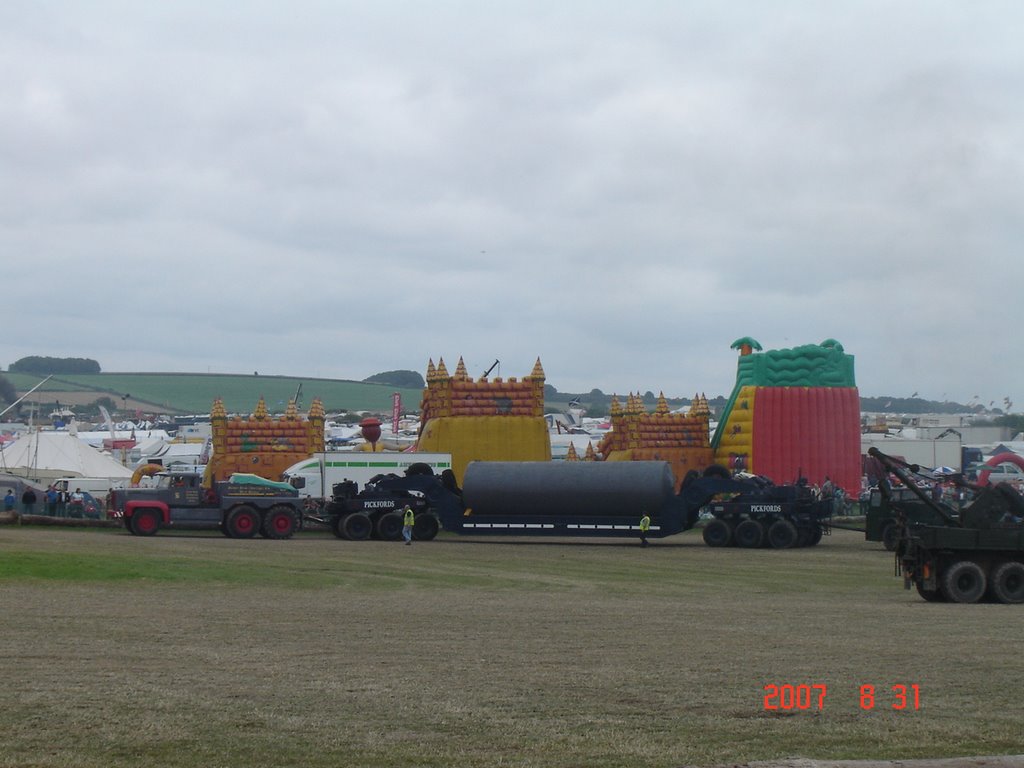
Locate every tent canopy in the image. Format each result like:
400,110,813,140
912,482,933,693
0,431,133,482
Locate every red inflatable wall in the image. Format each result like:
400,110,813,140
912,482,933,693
751,386,861,495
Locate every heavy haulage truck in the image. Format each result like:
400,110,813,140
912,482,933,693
317,460,833,547
109,472,304,539
867,447,1024,604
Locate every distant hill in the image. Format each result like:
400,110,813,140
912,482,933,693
4,372,424,417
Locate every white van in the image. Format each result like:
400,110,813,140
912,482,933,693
54,477,127,497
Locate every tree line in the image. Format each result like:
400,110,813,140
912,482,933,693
7,356,102,375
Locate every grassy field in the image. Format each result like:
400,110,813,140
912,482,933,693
0,526,1020,768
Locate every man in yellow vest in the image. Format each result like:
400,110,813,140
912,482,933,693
639,511,651,547
402,505,415,545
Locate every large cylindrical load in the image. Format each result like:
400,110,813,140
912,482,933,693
462,461,676,518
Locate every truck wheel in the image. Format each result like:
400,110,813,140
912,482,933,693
734,519,765,549
881,524,900,552
767,519,798,549
915,583,946,602
809,525,824,546
941,560,987,603
413,514,440,541
342,512,372,541
702,519,732,547
224,506,260,539
130,508,161,537
375,511,404,541
990,561,1024,604
262,505,297,540
332,515,348,539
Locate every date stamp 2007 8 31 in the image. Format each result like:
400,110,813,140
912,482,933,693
763,683,921,711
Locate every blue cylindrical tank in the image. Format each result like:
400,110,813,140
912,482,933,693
462,461,676,518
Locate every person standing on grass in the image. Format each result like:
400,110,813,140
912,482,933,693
402,504,415,545
820,476,834,503
69,488,85,518
639,511,651,547
21,486,37,516
4,489,14,513
46,485,59,516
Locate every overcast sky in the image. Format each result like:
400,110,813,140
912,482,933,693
4,2,1022,409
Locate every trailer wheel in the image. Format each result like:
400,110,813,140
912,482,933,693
702,519,732,547
941,560,987,603
130,507,161,537
990,561,1024,604
767,519,798,549
734,519,765,548
881,523,900,552
702,464,731,479
262,505,298,539
224,505,260,539
342,512,372,541
915,583,946,602
409,514,438,544
375,511,404,541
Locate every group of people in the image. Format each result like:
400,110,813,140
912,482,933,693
3,486,88,517
816,476,851,515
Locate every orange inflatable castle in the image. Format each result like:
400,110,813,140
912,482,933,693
204,396,325,485
597,392,715,490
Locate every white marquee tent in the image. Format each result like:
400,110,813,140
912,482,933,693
0,431,133,482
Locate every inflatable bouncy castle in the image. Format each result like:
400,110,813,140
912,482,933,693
416,357,551,482
597,392,714,490
712,339,861,494
205,396,326,485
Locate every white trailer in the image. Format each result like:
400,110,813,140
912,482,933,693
860,436,962,471
281,452,453,500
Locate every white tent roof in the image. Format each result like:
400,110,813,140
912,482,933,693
0,431,133,481
74,429,173,447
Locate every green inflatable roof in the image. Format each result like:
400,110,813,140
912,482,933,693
711,341,856,449
734,342,855,389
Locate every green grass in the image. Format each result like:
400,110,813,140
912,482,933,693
0,526,1020,768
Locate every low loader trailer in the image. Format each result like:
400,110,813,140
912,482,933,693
319,460,833,548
